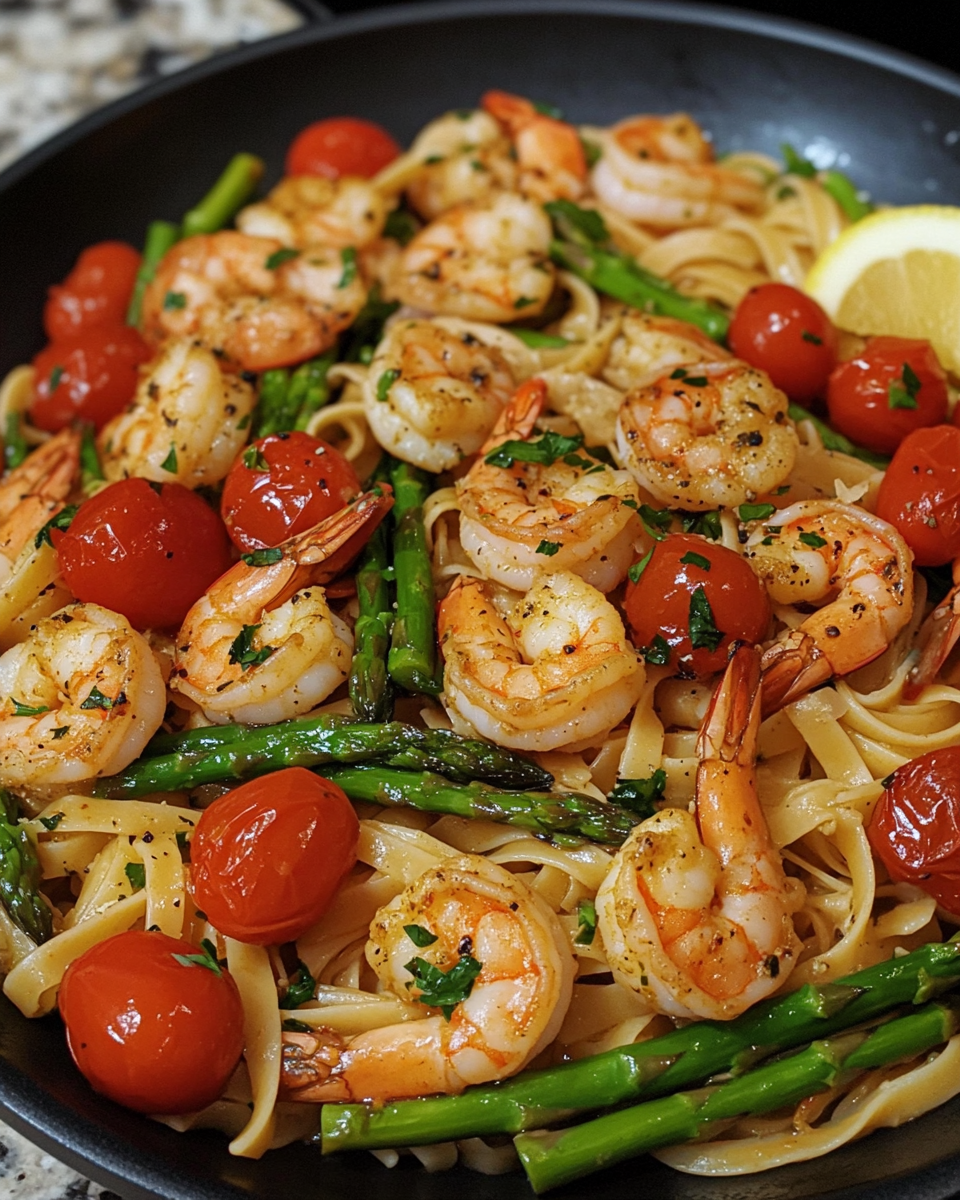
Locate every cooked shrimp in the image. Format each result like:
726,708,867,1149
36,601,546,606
393,192,556,323
99,339,255,488
236,175,387,250
616,359,797,510
170,490,391,725
0,428,80,575
591,112,765,228
481,89,587,202
438,569,645,752
279,853,575,1102
140,231,367,372
596,645,803,1021
743,500,915,714
904,558,960,700
404,109,517,220
601,311,732,392
0,601,165,794
363,317,516,471
457,377,643,592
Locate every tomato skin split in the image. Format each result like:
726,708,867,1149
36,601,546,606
59,928,245,1115
191,767,360,945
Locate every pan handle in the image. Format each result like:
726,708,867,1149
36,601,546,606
283,0,334,24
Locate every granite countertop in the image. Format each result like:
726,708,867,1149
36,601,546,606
0,5,310,1195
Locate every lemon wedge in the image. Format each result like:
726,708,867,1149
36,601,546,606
805,205,960,374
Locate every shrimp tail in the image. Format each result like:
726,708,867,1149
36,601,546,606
760,629,833,717
698,643,761,767
482,376,547,450
280,1029,350,1101
292,487,394,580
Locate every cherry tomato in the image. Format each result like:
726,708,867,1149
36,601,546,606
826,336,949,456
43,242,141,342
875,425,960,566
191,768,359,945
286,117,401,180
623,533,771,679
30,324,152,432
220,431,360,553
728,283,838,402
868,745,960,917
59,929,244,1114
54,479,233,630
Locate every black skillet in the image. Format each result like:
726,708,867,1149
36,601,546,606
2,2,960,1196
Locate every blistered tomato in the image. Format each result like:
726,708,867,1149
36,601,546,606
54,478,233,629
191,768,359,945
622,533,771,678
59,929,244,1114
868,745,960,917
826,336,949,456
286,117,401,179
43,241,141,341
875,425,960,566
728,283,837,401
30,324,152,432
220,431,360,552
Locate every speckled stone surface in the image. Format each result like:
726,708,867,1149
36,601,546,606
0,5,309,1194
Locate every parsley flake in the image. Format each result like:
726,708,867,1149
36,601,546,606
628,547,654,584
574,899,597,946
643,634,671,665
80,686,126,711
241,547,284,567
39,812,64,831
229,623,275,671
580,136,602,168
513,295,537,309
10,699,50,717
888,361,922,410
680,551,711,571
638,503,672,541
124,862,146,892
160,444,178,473
688,586,724,652
485,430,584,469
264,247,300,270
738,502,777,522
608,769,667,818
384,206,419,246
163,291,187,311
51,725,69,740
781,142,816,177
282,1018,313,1033
404,924,439,948
242,445,270,471
173,937,222,976
404,953,482,1020
49,365,64,390
284,961,316,1008
801,329,823,345
338,247,358,289
536,539,561,556
799,531,828,549
376,368,401,402
680,510,722,540
34,504,78,549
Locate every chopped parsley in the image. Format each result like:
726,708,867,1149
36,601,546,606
680,510,722,541
376,368,401,402
163,291,187,311
241,547,284,567
580,136,602,168
49,365,64,391
608,769,667,818
628,547,654,584
229,624,274,671
124,862,146,892
801,329,823,345
669,367,708,387
738,502,777,522
51,725,69,740
405,953,483,1020
638,503,673,541
536,539,561,556
780,142,817,178
513,295,537,309
799,531,828,549
383,206,419,246
160,444,178,473
338,247,358,289
242,445,270,471
10,699,50,717
688,586,724,652
172,937,223,976
404,924,439,948
34,504,78,549
80,687,126,711
39,812,64,831
284,961,316,1008
574,899,597,946
680,550,711,571
264,247,300,270
485,430,584,470
888,361,922,410
282,1018,313,1033
643,633,671,665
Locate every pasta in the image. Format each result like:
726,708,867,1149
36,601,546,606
0,93,959,1192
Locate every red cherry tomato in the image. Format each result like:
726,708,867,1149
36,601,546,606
191,768,359,945
43,242,141,342
59,929,244,1114
30,324,152,432
286,117,401,180
623,533,771,679
868,745,960,917
826,336,949,456
875,425,960,566
728,283,838,402
54,479,233,630
220,431,360,553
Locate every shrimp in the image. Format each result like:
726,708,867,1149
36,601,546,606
743,500,915,714
904,559,960,700
0,601,165,794
0,428,80,575
437,569,645,752
363,318,517,472
596,645,803,1021
481,89,587,202
140,231,368,372
235,175,387,250
457,378,643,592
404,109,517,221
591,112,765,228
170,490,391,725
392,192,556,323
279,853,575,1102
601,311,732,392
616,359,798,510
98,339,255,488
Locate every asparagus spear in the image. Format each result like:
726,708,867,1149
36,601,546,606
320,936,960,1151
79,423,105,495
180,152,265,238
291,349,337,430
788,402,889,468
126,219,179,327
387,461,442,697
349,465,396,722
3,411,28,472
319,765,638,844
516,999,960,1192
545,200,729,343
252,368,291,439
0,790,52,945
92,718,554,797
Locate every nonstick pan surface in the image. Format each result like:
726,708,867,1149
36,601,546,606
2,3,960,1197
